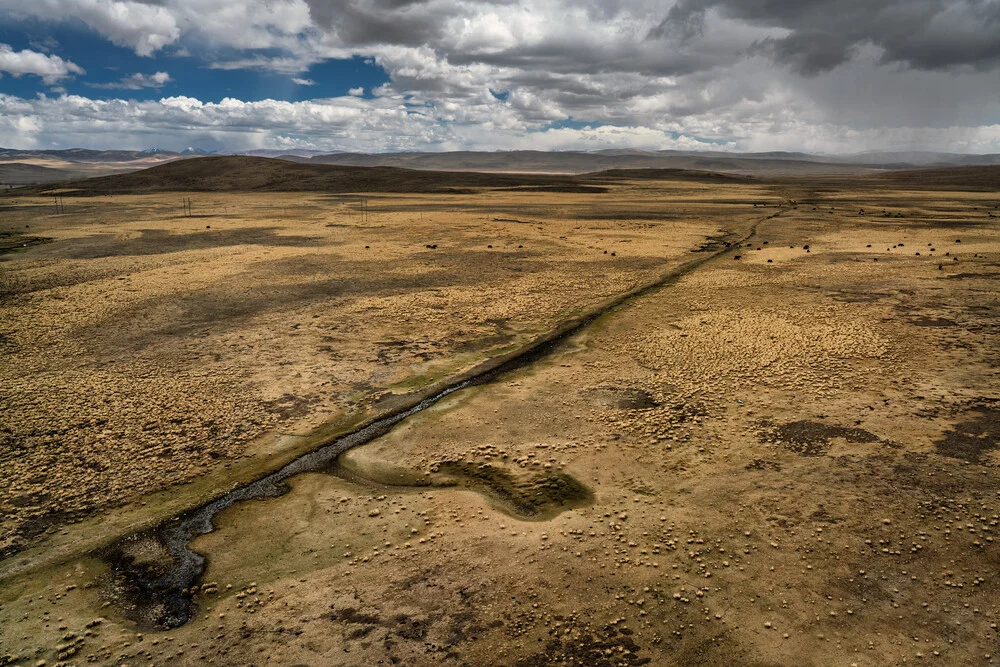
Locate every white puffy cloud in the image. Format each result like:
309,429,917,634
0,44,84,84
2,0,1000,152
1,0,181,56
89,71,172,90
2,90,1000,156
207,56,318,74
292,77,316,86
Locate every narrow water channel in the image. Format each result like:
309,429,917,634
100,214,776,630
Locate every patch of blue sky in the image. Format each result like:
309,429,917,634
542,118,597,130
0,18,389,103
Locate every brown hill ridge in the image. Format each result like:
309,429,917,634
874,165,1000,191
8,156,751,196
13,155,995,196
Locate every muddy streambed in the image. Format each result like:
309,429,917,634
95,215,774,631
100,326,598,630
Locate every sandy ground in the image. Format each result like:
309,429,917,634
1,178,999,666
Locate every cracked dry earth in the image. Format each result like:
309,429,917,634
2,179,1000,667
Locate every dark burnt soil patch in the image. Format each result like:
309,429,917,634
515,622,649,667
934,401,1000,463
762,420,887,457
434,461,592,519
582,386,659,410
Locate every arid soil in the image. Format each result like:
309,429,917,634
1,173,999,666
0,182,744,560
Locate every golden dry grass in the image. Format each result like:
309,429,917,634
1,174,998,666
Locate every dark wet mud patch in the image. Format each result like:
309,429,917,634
516,622,649,667
329,451,592,520
99,532,194,630
432,461,593,519
762,420,890,457
0,235,53,256
934,401,1000,463
582,386,659,410
694,235,730,253
327,457,433,488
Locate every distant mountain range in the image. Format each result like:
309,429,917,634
285,149,1000,175
11,156,999,197
1,147,1000,186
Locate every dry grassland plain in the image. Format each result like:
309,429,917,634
1,173,999,666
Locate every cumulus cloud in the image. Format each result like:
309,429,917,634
654,0,1000,75
0,44,84,84
3,0,1000,152
89,71,173,90
1,0,181,56
207,56,318,74
1,90,999,156
292,77,316,86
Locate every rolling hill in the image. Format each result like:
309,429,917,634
7,155,762,197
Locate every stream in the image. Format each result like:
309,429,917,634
100,212,779,629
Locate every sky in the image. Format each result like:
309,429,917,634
0,0,998,154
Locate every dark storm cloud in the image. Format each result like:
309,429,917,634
303,0,446,46
653,0,1000,74
3,0,1000,153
